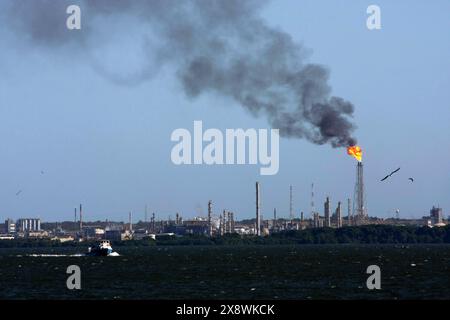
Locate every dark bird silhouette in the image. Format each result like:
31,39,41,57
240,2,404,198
380,167,401,182
15,190,22,196
408,178,414,182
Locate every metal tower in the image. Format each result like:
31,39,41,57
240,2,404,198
353,162,367,222
207,200,213,236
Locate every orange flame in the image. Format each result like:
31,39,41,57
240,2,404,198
347,146,362,162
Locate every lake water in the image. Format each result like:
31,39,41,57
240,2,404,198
0,244,449,299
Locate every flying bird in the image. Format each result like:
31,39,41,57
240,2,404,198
380,167,401,182
15,190,22,196
408,178,414,182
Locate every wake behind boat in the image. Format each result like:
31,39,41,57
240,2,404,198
85,240,120,256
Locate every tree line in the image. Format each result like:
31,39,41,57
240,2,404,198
1,225,449,248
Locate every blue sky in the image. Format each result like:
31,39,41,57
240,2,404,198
0,0,449,222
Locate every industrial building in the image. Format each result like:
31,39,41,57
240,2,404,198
4,219,16,234
430,206,444,226
104,229,133,241
82,226,105,239
17,218,41,232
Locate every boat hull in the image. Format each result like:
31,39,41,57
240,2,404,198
85,248,112,257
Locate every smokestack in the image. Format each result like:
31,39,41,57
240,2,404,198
324,197,331,227
145,205,148,223
301,211,304,222
273,208,277,221
230,212,235,233
129,211,133,231
289,185,293,221
336,202,342,228
79,204,82,231
74,207,77,224
151,212,155,232
208,200,212,237
256,182,261,236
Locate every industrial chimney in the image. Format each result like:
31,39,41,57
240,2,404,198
336,201,342,228
289,185,293,221
324,197,331,227
256,182,261,236
208,200,213,237
151,212,156,232
230,212,235,233
354,162,367,224
129,211,133,231
79,204,83,231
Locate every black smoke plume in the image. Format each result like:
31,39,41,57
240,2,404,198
2,0,357,147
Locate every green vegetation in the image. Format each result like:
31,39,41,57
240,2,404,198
1,225,450,248
154,225,450,245
269,224,450,244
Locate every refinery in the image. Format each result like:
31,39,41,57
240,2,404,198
1,170,447,242
1,146,446,242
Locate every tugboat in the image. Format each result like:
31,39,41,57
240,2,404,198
85,240,119,256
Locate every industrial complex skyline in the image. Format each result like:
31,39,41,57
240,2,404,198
2,178,446,242
1,177,446,229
